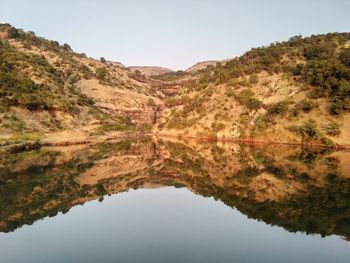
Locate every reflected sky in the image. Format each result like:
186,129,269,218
1,187,349,263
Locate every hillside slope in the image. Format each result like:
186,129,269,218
0,24,161,140
1,24,350,148
156,33,350,148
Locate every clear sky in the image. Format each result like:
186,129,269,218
1,0,350,70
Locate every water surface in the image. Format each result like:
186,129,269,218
1,139,350,262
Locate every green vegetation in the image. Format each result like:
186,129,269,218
324,121,341,136
95,67,108,80
0,41,71,111
151,70,188,81
288,119,334,146
0,133,42,147
0,23,146,134
10,133,41,143
92,116,133,135
291,99,319,116
234,89,262,111
293,43,350,115
267,100,289,116
185,33,350,116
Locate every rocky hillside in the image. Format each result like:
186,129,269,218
1,24,350,148
0,24,161,138
156,33,350,148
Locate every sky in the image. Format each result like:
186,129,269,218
1,0,350,70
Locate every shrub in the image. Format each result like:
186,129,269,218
324,121,341,136
291,99,319,116
267,101,289,116
249,74,259,84
298,99,319,113
298,120,319,139
96,67,108,80
147,98,156,106
288,119,334,146
235,89,262,111
254,114,273,130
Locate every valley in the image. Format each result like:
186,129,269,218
1,23,350,152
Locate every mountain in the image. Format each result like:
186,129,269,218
156,33,350,148
128,66,174,77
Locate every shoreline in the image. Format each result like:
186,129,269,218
1,131,349,155
154,133,349,150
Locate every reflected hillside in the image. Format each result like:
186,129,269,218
1,138,350,240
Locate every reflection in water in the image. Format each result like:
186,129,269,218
1,138,350,242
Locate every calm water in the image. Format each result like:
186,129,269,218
1,139,350,262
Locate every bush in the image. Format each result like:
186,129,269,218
291,99,319,116
288,119,334,146
147,98,156,106
298,120,319,139
96,67,108,80
254,114,273,130
249,74,259,84
235,89,262,111
267,101,289,116
324,121,341,136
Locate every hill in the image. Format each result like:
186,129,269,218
185,60,222,73
128,66,174,77
0,23,162,146
1,23,350,149
156,33,350,148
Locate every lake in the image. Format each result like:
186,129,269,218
1,138,350,262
